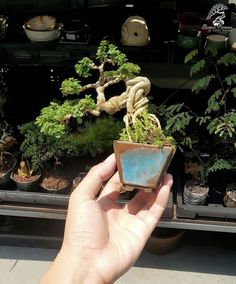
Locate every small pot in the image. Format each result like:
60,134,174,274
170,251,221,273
113,140,175,190
40,174,70,194
10,171,42,191
205,34,228,50
223,183,236,208
177,29,201,49
183,179,209,205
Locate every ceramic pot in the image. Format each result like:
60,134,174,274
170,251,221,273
145,228,185,255
183,179,209,205
223,183,236,208
205,34,228,50
113,140,175,190
10,171,42,191
177,29,201,49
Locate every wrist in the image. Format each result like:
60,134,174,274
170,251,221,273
39,248,106,284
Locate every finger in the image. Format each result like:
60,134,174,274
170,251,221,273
74,154,116,200
137,174,173,230
98,172,122,202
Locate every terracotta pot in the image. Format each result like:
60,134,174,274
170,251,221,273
145,228,185,255
113,140,175,190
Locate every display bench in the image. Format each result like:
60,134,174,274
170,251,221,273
0,42,235,237
0,190,236,235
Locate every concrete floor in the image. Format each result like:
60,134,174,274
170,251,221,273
0,230,235,284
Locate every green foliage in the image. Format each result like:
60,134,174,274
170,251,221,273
60,78,82,96
119,110,175,147
35,96,96,137
158,103,194,150
190,59,206,77
192,75,215,94
19,121,87,171
184,49,198,64
185,49,236,140
207,157,236,174
217,52,236,66
183,48,236,178
75,57,94,78
77,116,123,157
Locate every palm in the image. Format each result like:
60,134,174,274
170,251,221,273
62,154,172,283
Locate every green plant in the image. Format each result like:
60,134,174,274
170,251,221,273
35,40,175,151
185,48,236,140
0,122,16,170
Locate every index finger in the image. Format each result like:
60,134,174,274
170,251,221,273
74,154,117,200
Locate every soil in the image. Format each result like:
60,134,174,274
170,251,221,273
185,179,209,194
40,174,70,191
12,173,41,183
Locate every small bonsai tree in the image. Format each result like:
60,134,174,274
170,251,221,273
35,40,175,150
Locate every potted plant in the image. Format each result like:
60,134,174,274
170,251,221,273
0,122,17,186
16,121,73,193
35,40,176,191
0,93,17,186
10,155,42,191
182,47,236,204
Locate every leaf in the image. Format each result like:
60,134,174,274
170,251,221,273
184,49,198,64
231,87,236,98
192,75,215,94
224,74,236,86
218,53,236,66
205,89,222,114
190,59,206,77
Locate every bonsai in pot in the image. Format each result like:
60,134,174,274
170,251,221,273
0,122,17,186
35,40,176,192
182,47,236,204
17,121,72,193
0,95,17,186
10,155,42,191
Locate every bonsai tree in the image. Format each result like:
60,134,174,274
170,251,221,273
0,95,17,181
35,40,176,190
159,47,236,204
184,47,236,176
0,121,16,171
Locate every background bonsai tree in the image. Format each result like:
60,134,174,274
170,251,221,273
184,47,236,176
35,40,173,149
0,95,17,175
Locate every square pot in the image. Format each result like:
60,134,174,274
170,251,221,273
113,140,175,190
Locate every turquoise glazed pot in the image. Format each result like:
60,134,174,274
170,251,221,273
113,140,175,190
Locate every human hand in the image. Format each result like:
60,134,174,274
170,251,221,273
39,153,173,284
